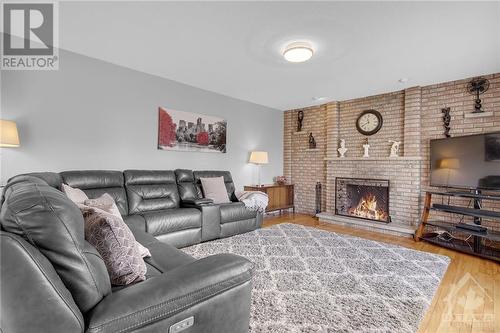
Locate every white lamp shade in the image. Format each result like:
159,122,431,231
249,151,269,164
0,120,20,147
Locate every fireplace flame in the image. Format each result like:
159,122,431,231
348,193,388,221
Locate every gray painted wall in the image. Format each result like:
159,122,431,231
0,50,283,188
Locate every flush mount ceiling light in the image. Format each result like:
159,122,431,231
283,42,314,63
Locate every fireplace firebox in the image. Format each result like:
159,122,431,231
335,178,390,223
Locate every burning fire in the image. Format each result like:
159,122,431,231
348,193,388,221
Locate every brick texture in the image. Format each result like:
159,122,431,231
283,105,327,215
420,73,500,231
283,72,500,230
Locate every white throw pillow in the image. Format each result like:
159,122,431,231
61,183,89,204
200,176,230,204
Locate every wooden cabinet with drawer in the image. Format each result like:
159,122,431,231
243,184,294,214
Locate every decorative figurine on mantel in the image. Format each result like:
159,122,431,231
389,140,401,157
363,138,370,158
297,110,304,132
308,132,317,149
338,139,348,158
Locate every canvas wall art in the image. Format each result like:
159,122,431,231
158,107,227,153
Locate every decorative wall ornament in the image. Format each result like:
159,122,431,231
362,139,370,158
467,77,490,113
338,139,348,158
389,140,401,157
441,107,451,138
297,110,304,132
356,109,383,136
158,107,227,153
308,132,316,149
274,176,287,185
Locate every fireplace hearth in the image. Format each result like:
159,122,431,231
335,178,390,223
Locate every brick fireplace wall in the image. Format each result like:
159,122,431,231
283,73,500,229
284,104,327,214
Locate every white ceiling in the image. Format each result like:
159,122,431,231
59,1,500,110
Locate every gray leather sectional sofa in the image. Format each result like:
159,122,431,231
0,169,261,333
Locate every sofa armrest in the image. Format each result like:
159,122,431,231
181,200,221,242
0,232,84,333
86,254,253,333
181,198,214,207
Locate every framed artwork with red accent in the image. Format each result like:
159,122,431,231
158,107,227,153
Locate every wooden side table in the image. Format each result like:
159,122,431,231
244,184,294,214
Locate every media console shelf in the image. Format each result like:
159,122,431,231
414,191,500,262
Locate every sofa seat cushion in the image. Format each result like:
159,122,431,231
123,215,146,232
219,202,257,224
127,222,196,272
145,242,196,273
142,208,201,236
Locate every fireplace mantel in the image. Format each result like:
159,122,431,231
325,156,423,161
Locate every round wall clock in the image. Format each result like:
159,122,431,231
356,109,383,136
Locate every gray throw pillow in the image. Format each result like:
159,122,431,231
200,176,230,204
61,183,89,204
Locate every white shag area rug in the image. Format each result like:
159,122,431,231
182,223,450,333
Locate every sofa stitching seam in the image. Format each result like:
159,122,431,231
88,270,252,332
116,276,250,333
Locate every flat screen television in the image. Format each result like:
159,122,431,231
430,132,500,191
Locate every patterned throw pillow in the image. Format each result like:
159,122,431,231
82,193,151,258
80,206,147,285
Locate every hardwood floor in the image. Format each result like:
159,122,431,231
263,214,500,333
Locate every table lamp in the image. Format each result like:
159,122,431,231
249,151,268,187
0,120,20,147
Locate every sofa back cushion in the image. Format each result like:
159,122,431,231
60,171,128,216
0,177,111,313
193,171,237,202
23,172,63,189
124,170,180,214
175,169,200,201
